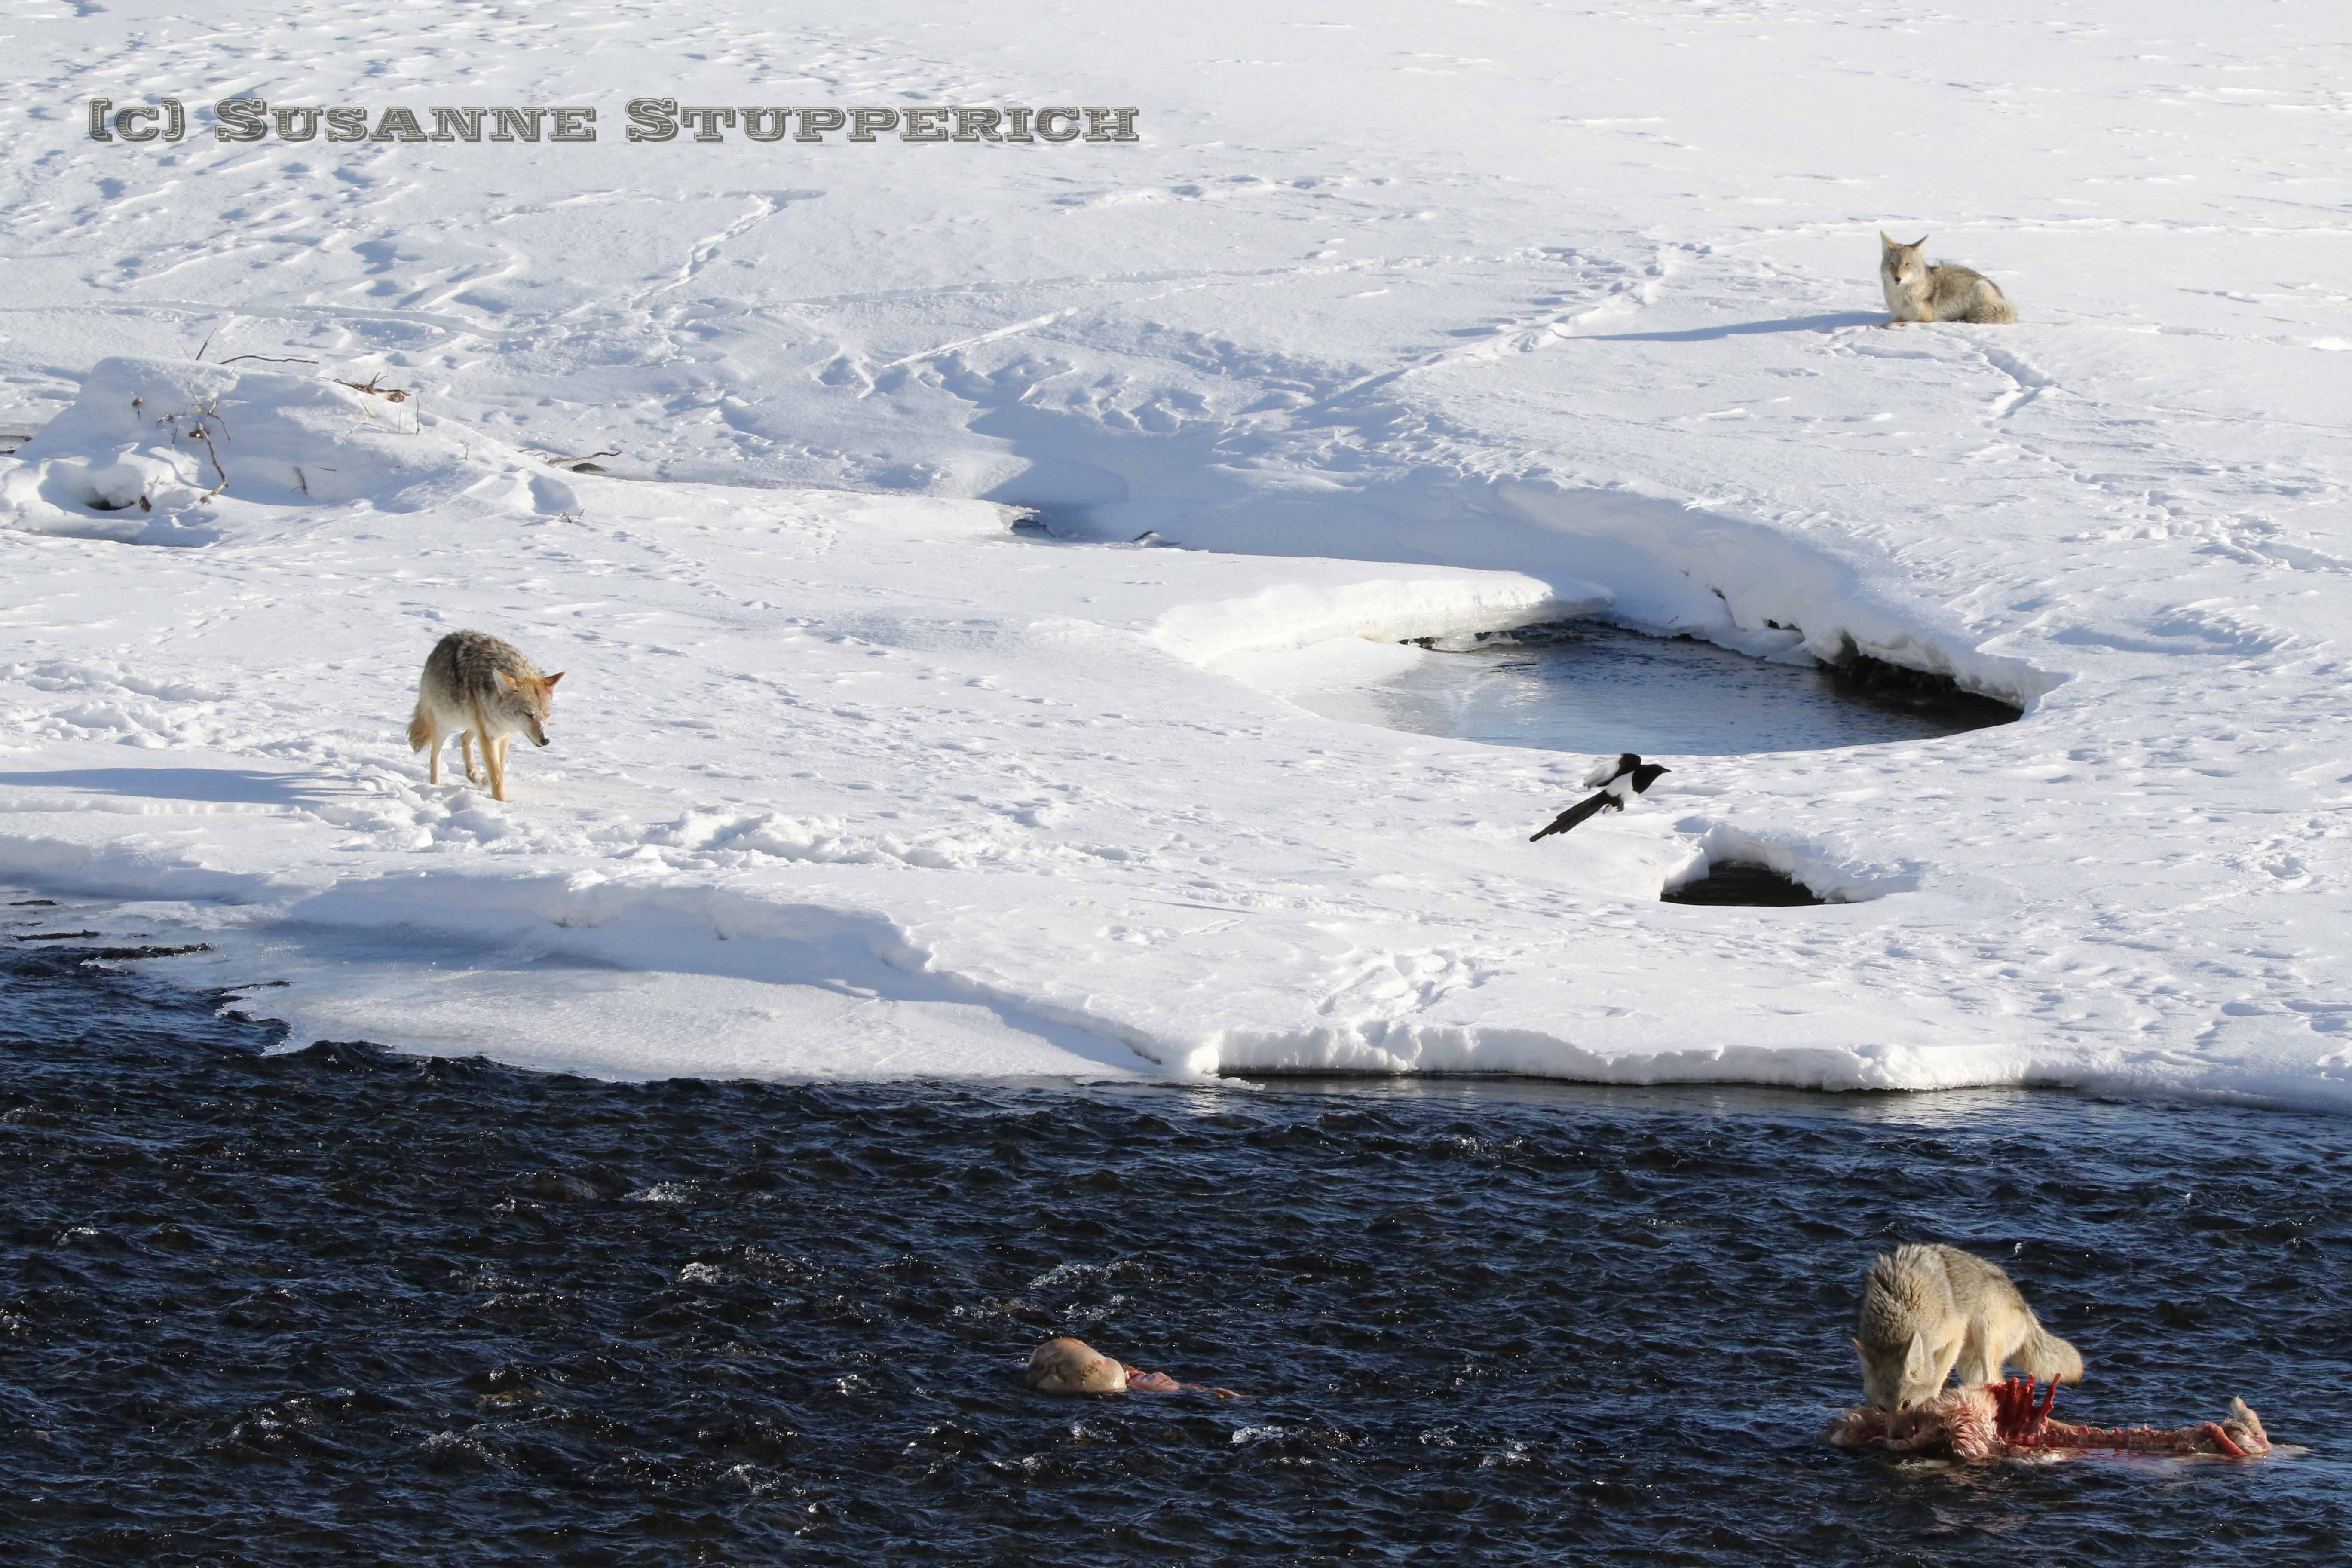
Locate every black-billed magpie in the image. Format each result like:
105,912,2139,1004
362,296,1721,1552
1580,753,1642,790
1529,754,1671,841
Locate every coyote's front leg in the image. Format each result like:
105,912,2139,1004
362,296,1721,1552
472,704,508,801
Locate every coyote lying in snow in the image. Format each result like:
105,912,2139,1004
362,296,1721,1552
407,630,564,802
1880,233,2016,325
1853,1243,2082,1424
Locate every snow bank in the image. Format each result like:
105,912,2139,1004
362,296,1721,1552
2,358,1675,1085
5,0,2352,1108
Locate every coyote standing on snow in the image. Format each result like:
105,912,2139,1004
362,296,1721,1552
1879,233,2017,325
1854,1243,2083,1416
407,630,564,802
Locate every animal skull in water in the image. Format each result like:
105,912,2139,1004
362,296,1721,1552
1021,1337,1241,1398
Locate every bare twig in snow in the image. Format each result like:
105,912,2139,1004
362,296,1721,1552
188,423,228,498
337,374,412,403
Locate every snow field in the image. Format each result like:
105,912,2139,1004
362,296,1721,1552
2,1,2349,1103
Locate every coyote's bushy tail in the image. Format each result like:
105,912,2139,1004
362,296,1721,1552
1970,291,2018,326
2018,1321,2085,1384
407,708,432,752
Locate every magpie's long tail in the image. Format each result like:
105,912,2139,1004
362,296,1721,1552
1529,790,1614,842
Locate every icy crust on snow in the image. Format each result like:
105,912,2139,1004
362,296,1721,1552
6,0,2352,1104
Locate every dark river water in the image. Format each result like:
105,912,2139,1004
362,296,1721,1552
2,938,2345,1566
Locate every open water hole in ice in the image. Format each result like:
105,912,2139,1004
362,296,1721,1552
1289,622,2013,757
2,942,2344,1567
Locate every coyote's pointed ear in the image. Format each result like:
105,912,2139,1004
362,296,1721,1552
1880,230,1898,248
495,670,516,689
1902,1330,1935,1383
1852,1337,1876,1369
543,671,564,688
1908,235,1928,250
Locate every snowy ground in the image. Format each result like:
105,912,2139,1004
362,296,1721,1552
3,1,2349,1104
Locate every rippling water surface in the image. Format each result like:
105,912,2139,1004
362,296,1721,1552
2,941,2345,1565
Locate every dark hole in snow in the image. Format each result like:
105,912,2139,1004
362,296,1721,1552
1316,621,2015,757
1013,510,1166,548
1825,640,2024,730
1001,527,2029,746
1661,863,1827,907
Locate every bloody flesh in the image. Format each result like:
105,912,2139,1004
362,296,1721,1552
1828,1376,2272,1461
